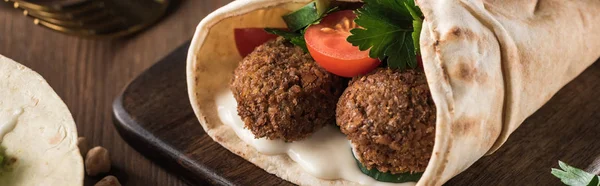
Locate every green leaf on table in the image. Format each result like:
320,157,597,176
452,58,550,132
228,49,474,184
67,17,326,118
551,161,600,186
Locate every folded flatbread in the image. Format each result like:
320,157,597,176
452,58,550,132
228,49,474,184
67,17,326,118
0,55,84,186
186,0,600,185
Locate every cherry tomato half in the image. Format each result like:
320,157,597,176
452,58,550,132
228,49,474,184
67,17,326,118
305,10,379,78
234,28,279,58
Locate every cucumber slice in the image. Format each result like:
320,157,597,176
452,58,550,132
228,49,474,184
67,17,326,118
283,2,321,32
354,153,423,183
315,0,332,15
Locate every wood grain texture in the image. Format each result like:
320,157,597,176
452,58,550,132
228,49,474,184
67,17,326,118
113,40,600,185
0,0,234,185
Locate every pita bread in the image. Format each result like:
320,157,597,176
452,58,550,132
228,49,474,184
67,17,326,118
418,0,600,185
186,0,600,185
0,55,84,186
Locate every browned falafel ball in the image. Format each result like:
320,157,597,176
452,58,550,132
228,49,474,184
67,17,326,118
336,68,436,174
230,37,346,142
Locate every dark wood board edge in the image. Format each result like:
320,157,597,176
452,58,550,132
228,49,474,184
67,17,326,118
112,41,231,186
113,97,209,186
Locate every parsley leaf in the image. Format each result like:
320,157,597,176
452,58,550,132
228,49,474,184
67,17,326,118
347,0,423,70
405,2,423,55
551,161,600,186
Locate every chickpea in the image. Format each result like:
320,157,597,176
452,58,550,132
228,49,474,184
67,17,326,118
77,137,89,157
94,175,121,186
85,146,111,176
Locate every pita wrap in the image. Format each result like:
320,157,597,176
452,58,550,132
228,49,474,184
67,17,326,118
186,0,600,185
0,55,84,186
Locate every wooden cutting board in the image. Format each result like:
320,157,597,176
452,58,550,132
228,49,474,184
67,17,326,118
112,41,600,186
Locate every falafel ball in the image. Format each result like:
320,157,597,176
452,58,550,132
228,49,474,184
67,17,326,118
231,37,346,142
336,68,436,174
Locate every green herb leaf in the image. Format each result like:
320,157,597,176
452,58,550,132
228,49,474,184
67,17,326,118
266,1,338,53
283,2,321,32
353,150,422,183
347,0,423,70
264,28,308,52
551,161,600,186
405,2,423,55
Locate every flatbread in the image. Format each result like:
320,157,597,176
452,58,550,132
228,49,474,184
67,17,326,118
186,0,600,185
418,0,600,185
0,55,84,186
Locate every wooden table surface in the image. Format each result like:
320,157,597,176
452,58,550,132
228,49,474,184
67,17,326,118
0,0,233,185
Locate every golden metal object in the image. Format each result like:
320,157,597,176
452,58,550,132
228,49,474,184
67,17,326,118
4,0,170,38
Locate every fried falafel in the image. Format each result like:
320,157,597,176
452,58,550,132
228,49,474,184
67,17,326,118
231,37,346,142
336,68,436,174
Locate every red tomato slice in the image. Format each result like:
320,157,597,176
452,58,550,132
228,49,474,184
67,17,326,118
234,28,279,57
305,10,379,77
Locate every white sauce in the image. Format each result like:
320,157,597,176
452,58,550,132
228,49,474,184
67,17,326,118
216,90,415,186
0,108,23,142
